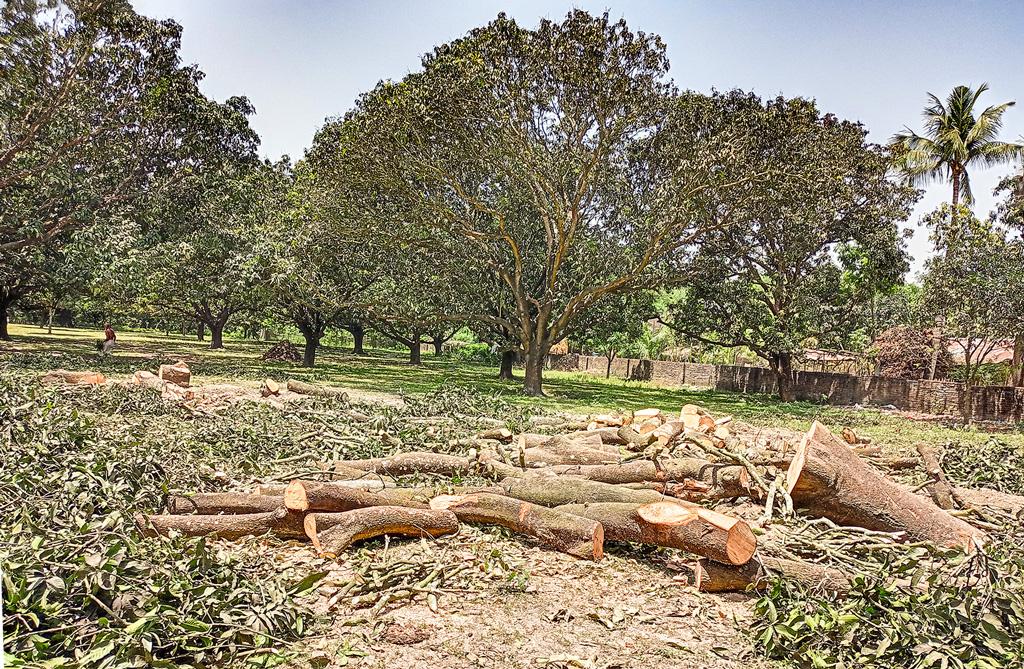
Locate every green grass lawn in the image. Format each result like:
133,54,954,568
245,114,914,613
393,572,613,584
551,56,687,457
4,322,1022,455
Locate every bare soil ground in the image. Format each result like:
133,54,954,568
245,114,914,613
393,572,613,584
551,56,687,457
276,530,768,669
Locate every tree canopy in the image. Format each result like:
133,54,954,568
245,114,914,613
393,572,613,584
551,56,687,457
659,92,917,399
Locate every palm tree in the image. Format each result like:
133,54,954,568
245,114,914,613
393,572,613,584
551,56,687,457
892,84,1023,208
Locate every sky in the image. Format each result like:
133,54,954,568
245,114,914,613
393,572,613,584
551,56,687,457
132,0,1024,274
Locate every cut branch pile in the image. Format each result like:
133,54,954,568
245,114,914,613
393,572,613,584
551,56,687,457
133,393,1016,599
262,340,303,363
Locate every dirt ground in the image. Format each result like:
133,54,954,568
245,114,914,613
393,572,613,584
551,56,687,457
269,524,770,669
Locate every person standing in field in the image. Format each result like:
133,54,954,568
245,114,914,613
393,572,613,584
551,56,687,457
101,323,117,356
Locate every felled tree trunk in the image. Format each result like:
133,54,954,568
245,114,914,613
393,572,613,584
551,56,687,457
332,452,476,478
286,379,349,401
916,443,956,510
40,370,106,385
166,493,283,514
786,422,987,549
675,557,851,594
305,507,459,554
524,459,751,499
954,486,1024,516
555,501,756,565
283,480,430,512
501,477,666,507
135,508,306,540
432,492,604,561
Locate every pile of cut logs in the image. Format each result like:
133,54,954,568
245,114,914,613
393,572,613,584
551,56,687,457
135,398,1024,595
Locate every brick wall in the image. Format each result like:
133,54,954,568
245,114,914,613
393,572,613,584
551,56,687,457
549,354,1024,423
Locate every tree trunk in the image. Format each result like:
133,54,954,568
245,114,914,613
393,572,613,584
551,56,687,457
498,350,515,380
308,507,460,554
196,321,206,342
0,301,10,341
523,339,550,396
135,509,306,540
786,421,986,549
952,166,961,210
209,322,225,349
46,306,54,334
605,350,615,379
286,379,349,401
409,334,422,365
432,337,444,356
1012,334,1024,386
432,492,604,561
771,352,796,401
350,323,366,355
554,501,756,565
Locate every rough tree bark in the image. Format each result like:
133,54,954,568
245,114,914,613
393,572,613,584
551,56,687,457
769,351,797,402
432,492,604,561
555,501,756,565
675,557,851,594
498,350,515,380
786,421,987,549
208,320,226,349
348,322,366,355
283,480,430,512
523,339,550,396
0,302,9,341
135,508,306,540
305,507,460,554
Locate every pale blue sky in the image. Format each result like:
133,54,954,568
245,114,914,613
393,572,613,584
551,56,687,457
132,0,1024,273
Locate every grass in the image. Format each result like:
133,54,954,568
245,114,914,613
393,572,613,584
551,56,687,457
4,322,1023,455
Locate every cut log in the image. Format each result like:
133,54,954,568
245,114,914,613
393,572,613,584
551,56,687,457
255,479,391,495
555,501,756,565
158,361,190,387
675,557,851,594
566,427,627,446
167,492,283,514
954,486,1024,516
306,507,460,554
786,422,986,550
519,443,620,467
261,378,280,397
431,493,603,561
135,508,305,540
283,480,430,512
332,452,476,478
131,370,194,400
40,369,106,385
286,379,350,401
477,427,513,442
617,425,654,449
501,477,667,507
524,459,751,499
916,443,956,510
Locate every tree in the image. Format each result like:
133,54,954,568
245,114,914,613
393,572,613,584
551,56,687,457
127,154,280,349
922,205,1018,419
1,1,261,332
268,160,380,367
992,165,1024,384
892,84,1022,209
579,292,655,378
660,93,917,400
316,12,756,395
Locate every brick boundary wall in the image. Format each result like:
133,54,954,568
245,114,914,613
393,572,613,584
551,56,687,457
548,354,1024,423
